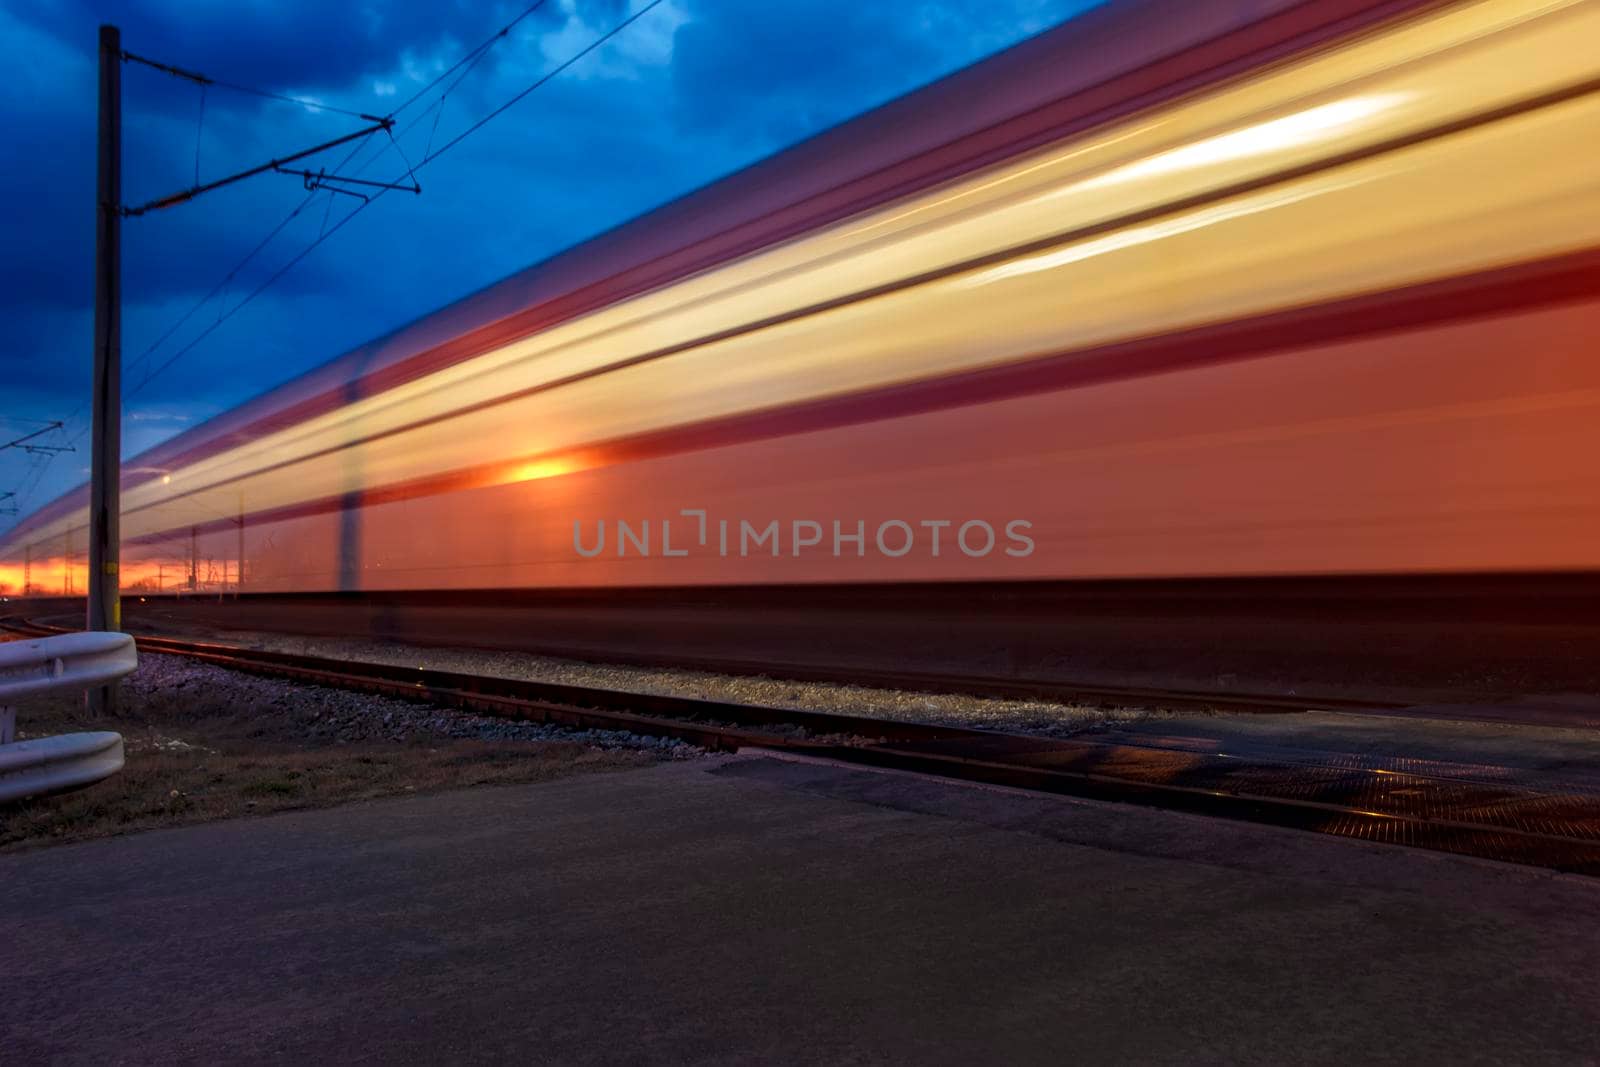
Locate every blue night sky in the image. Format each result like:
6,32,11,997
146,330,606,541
0,0,1101,532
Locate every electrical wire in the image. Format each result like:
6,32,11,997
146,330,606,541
131,192,371,394
131,0,669,396
125,197,317,381
389,1,553,116
13,0,671,523
424,1,666,167
123,49,384,121
124,1,556,389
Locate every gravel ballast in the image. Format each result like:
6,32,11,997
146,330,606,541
2,640,706,851
119,622,1161,737
127,652,704,757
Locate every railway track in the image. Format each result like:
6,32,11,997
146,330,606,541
6,616,1599,876
76,576,1600,713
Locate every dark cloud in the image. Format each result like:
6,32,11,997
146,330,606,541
672,3,947,144
11,1,522,101
671,0,1098,147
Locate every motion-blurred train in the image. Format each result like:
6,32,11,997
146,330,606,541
5,0,1600,603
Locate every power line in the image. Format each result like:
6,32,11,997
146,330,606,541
120,4,550,390
0,422,73,456
304,2,553,195
122,49,387,122
130,0,559,370
21,152,358,503
125,196,318,381
12,0,671,524
13,5,632,528
424,1,667,167
120,117,394,217
129,0,669,398
390,1,553,117
122,101,410,386
131,191,372,395
114,42,432,376
304,0,660,199
2,427,74,522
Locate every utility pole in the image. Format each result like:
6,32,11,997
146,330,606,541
88,23,122,714
66,27,402,675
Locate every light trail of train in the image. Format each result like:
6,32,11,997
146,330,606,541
4,0,1598,598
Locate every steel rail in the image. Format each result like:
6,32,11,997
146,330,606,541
69,602,1421,714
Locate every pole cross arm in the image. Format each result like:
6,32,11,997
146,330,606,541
0,422,68,454
120,118,394,217
274,165,421,201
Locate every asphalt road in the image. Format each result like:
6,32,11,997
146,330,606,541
4,754,1599,1065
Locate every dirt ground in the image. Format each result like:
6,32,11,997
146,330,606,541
1,652,686,853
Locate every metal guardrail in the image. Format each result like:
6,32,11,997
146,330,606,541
0,631,137,802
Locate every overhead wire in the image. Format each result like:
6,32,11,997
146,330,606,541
2,422,75,519
389,0,553,116
122,49,385,121
15,0,670,520
130,0,668,396
130,190,373,394
124,0,559,392
423,0,666,167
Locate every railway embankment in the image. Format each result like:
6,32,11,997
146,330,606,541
0,646,701,852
